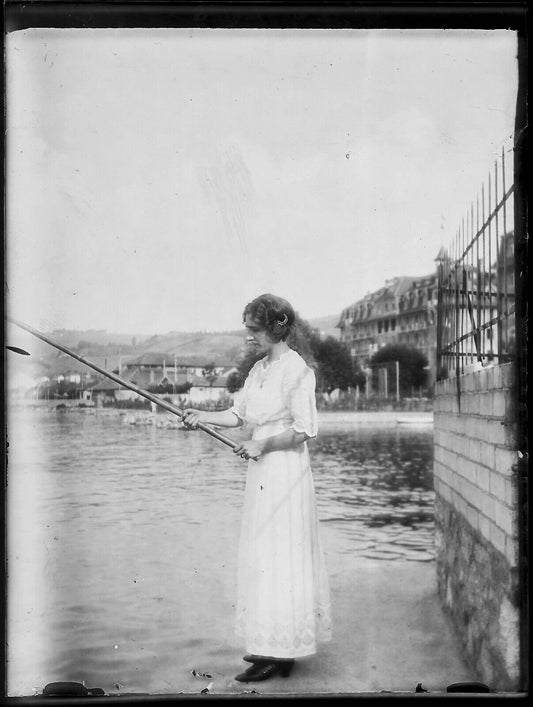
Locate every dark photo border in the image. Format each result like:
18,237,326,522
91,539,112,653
3,2,528,705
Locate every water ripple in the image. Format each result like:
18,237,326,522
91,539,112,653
7,407,435,696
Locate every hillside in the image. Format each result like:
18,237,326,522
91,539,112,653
7,314,341,374
308,314,340,339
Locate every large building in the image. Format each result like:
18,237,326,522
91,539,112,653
337,271,439,387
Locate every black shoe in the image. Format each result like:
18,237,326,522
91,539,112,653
235,660,294,682
243,654,268,663
243,654,294,663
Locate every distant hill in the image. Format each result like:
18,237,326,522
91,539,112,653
308,314,340,339
137,331,245,364
12,313,341,373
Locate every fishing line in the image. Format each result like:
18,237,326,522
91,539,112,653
6,316,244,456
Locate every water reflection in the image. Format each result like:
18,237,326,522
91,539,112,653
310,427,435,563
7,407,435,695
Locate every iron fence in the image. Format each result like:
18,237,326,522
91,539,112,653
436,145,516,380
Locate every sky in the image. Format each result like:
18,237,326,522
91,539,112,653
5,27,518,335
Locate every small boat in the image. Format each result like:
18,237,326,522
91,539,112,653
396,415,433,425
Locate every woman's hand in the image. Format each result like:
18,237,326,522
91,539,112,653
181,409,202,430
232,440,264,461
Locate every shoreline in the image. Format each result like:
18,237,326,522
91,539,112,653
8,402,434,427
317,410,433,426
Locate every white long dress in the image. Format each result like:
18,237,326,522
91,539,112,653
231,348,332,659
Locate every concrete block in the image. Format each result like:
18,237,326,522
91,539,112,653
476,418,507,446
494,501,516,536
448,428,460,453
491,420,509,446
480,489,496,518
473,369,486,392
449,449,461,474
442,396,453,413
499,362,513,387
476,465,491,493
462,394,474,415
465,372,476,392
504,477,518,506
488,365,498,389
473,417,488,442
464,438,482,466
492,390,506,418
480,440,495,470
495,447,517,476
453,414,467,435
443,414,455,434
433,444,445,467
502,421,517,447
473,391,490,417
487,364,500,388
435,479,452,504
448,430,463,457
483,366,493,390
457,456,477,483
433,457,445,481
439,464,452,486
489,471,506,500
504,390,517,421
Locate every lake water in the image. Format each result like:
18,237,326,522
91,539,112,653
6,406,435,696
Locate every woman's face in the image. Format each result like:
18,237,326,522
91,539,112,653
244,314,275,354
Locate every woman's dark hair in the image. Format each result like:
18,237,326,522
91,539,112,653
243,293,295,342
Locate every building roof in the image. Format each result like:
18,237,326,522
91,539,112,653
190,375,229,388
129,352,171,366
340,272,438,315
92,369,191,392
128,352,230,368
92,379,123,392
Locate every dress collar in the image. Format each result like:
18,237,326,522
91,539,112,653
261,347,293,369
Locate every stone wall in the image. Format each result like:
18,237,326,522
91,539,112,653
433,362,521,690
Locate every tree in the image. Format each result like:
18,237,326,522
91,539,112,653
150,381,192,395
370,344,428,396
311,335,365,394
226,349,263,393
286,314,317,365
201,362,218,387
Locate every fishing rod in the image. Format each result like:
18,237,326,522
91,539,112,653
6,316,242,453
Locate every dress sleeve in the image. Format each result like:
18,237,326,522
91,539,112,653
229,364,255,422
286,365,318,438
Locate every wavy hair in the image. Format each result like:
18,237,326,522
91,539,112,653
243,293,295,342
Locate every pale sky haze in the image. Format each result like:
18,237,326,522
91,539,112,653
6,28,518,335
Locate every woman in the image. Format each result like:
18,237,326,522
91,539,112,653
182,293,331,682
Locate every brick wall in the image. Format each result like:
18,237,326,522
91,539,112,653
433,362,521,690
